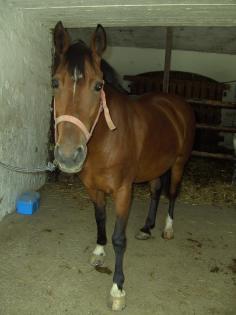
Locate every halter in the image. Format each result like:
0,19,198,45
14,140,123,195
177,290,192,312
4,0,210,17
54,87,116,144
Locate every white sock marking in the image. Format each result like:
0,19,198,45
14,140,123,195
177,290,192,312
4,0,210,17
93,244,106,256
110,283,126,298
164,214,173,231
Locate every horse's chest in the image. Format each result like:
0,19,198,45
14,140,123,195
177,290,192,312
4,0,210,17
80,162,133,193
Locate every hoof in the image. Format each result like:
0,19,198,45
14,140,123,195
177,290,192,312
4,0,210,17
162,229,174,240
108,292,126,311
135,230,151,240
90,253,105,266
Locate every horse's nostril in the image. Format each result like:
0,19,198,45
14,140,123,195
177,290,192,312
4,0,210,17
73,145,84,162
54,144,86,169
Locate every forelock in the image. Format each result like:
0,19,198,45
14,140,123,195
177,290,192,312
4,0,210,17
65,40,94,79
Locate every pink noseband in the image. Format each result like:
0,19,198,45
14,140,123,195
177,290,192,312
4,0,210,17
54,88,116,143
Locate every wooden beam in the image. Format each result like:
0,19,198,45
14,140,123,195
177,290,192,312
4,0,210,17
196,124,236,133
192,150,236,161
7,1,236,27
163,27,173,93
188,99,236,109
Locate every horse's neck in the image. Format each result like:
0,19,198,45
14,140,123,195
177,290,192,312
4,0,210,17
104,85,131,127
88,85,132,149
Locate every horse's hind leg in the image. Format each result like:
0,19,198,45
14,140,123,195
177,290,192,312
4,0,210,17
136,178,162,240
87,188,107,266
162,159,184,240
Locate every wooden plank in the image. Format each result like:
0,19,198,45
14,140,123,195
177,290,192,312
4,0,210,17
7,1,236,27
188,99,236,109
216,84,224,100
185,82,193,99
193,81,201,99
69,26,236,55
208,83,217,99
177,81,185,97
163,27,173,93
8,0,236,7
169,82,176,95
192,150,236,161
196,124,236,133
200,81,208,99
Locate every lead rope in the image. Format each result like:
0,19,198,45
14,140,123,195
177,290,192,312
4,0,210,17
0,107,57,173
100,88,116,131
0,104,57,174
0,160,56,173
88,88,116,140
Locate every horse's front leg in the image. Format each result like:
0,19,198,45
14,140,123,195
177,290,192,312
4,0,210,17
109,185,132,311
87,188,107,266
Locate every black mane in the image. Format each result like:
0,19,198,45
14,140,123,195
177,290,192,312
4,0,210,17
101,59,127,94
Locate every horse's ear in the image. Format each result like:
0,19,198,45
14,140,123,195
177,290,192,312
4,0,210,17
91,24,107,58
53,21,71,55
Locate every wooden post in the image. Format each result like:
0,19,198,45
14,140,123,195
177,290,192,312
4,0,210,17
163,27,173,93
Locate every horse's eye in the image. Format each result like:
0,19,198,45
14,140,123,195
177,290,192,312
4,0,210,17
52,78,59,89
94,82,103,92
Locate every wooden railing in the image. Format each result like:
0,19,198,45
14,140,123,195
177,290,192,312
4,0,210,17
124,73,236,162
124,73,229,100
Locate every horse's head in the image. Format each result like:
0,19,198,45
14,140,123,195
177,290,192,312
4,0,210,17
53,22,107,173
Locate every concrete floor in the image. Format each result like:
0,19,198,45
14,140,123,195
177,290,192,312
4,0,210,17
0,182,235,315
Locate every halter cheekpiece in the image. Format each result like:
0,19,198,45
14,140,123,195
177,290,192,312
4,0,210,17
54,87,116,143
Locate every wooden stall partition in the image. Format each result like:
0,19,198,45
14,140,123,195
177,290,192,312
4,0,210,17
123,72,235,162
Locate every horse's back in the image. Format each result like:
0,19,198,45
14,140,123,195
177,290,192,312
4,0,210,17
138,92,194,126
136,92,195,147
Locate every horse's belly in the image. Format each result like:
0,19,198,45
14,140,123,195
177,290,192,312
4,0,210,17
134,130,179,182
134,152,176,183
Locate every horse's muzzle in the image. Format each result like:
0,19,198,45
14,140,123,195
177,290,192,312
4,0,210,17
54,144,87,173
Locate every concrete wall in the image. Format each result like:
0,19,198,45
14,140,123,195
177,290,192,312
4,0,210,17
0,7,51,220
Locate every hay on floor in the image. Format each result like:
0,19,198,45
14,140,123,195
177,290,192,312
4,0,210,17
48,157,236,207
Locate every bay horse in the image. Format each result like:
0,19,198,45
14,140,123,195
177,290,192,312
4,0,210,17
53,22,195,311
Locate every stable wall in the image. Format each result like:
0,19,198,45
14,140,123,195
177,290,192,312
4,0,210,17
103,46,236,91
0,7,51,220
104,46,236,149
